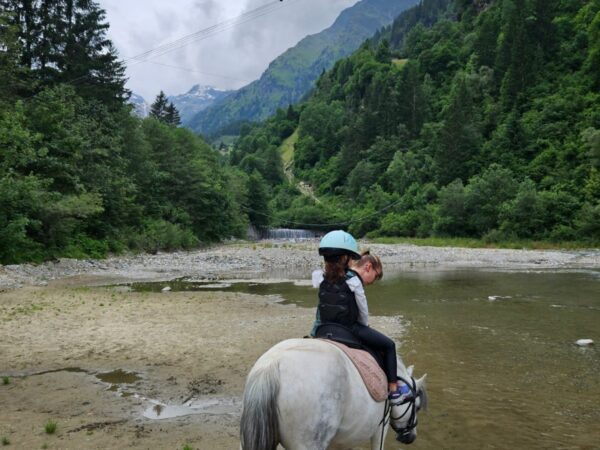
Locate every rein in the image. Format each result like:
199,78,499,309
378,375,421,449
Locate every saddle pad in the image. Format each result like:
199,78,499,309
319,339,388,402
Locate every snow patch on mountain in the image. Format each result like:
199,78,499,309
168,84,232,125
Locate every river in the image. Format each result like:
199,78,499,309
134,267,600,449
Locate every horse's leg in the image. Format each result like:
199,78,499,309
370,422,389,450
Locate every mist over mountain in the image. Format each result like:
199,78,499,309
168,85,232,125
188,0,419,136
129,93,150,118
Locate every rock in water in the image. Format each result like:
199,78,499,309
575,339,594,346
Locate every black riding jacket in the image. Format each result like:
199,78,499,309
318,270,362,327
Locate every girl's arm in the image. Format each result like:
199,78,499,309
347,277,369,326
311,269,324,288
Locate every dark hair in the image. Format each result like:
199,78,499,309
323,254,350,283
352,251,383,280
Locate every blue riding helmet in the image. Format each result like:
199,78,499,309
318,230,360,260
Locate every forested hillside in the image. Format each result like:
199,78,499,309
231,0,600,243
0,1,247,264
188,0,419,136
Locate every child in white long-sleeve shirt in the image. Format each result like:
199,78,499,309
311,245,402,399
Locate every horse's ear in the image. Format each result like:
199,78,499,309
416,374,428,411
416,374,427,392
406,365,414,376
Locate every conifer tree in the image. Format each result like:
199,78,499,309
0,0,127,104
150,91,168,121
164,102,181,127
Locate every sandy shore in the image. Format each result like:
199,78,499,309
0,242,598,449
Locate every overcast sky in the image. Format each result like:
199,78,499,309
98,0,358,101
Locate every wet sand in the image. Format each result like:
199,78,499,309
0,283,402,449
0,283,309,449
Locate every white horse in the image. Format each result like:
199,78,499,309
240,338,427,450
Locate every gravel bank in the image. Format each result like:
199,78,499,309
1,241,599,290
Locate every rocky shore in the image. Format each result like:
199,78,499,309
1,241,599,290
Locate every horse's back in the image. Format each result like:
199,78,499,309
255,339,381,449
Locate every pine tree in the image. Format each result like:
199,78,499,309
150,91,168,121
59,0,128,105
164,102,181,127
0,10,28,102
434,71,482,185
0,0,127,105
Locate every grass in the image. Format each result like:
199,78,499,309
182,446,193,450
369,236,598,250
392,58,409,68
279,129,299,182
1,436,10,446
2,377,9,385
44,420,57,434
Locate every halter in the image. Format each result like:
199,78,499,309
378,375,421,448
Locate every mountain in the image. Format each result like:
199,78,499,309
231,0,600,243
188,0,419,136
129,93,150,118
168,84,232,125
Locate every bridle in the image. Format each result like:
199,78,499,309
378,375,422,449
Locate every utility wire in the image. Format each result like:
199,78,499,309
240,196,405,228
18,0,295,101
140,60,253,83
125,0,297,65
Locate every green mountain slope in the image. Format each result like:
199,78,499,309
187,0,419,136
230,0,600,243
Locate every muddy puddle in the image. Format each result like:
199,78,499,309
128,278,313,305
143,397,240,420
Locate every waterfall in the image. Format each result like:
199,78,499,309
261,228,319,240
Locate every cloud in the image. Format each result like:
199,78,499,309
98,0,358,100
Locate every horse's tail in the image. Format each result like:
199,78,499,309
240,361,280,450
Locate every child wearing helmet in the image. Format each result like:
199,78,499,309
311,230,402,399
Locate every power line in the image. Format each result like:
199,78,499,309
140,60,253,83
125,0,298,66
18,0,296,101
240,196,405,229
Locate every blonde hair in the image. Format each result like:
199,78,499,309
351,251,383,280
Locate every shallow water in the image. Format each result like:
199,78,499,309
376,269,600,450
130,268,600,448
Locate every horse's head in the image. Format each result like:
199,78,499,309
390,368,428,445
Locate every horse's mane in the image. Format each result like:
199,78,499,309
397,357,428,411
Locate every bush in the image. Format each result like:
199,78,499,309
574,202,600,241
465,164,518,235
128,220,199,253
378,209,433,237
434,179,468,236
61,235,110,259
499,179,544,238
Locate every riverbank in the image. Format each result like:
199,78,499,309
1,240,599,290
1,242,598,449
0,284,403,449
